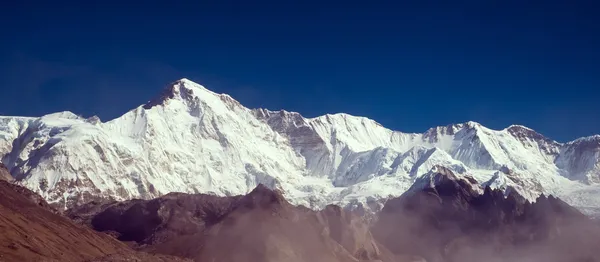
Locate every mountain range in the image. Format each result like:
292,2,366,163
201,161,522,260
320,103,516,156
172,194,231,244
2,150,600,261
1,78,599,215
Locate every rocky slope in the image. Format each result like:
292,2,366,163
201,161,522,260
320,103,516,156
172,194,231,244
0,166,190,262
67,184,422,262
1,78,599,214
373,166,600,262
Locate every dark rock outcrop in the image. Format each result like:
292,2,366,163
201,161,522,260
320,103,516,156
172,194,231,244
68,184,418,262
373,168,600,262
67,174,600,262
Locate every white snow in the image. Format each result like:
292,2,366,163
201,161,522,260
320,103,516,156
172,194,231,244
1,78,599,214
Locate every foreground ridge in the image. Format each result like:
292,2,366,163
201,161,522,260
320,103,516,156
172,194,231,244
67,183,412,262
0,165,190,262
67,180,600,262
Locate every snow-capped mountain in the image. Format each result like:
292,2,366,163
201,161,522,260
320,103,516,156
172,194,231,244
1,78,599,214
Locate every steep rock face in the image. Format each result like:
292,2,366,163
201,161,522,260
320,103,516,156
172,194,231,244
505,125,561,157
253,109,332,175
556,135,600,183
1,78,600,214
68,184,419,262
373,168,600,262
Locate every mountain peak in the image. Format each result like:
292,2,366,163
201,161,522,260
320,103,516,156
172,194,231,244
40,111,82,121
465,121,481,128
505,124,560,155
506,124,534,131
569,134,600,145
143,78,214,109
423,121,483,140
174,77,194,84
142,78,246,114
406,165,479,195
505,124,549,141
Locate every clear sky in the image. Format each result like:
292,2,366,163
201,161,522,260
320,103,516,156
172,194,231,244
0,1,598,142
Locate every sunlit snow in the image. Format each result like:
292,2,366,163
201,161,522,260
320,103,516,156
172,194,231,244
0,78,599,214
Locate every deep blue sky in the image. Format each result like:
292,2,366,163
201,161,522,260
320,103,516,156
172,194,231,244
1,1,598,142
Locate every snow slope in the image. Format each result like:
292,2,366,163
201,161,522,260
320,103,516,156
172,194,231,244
1,78,599,214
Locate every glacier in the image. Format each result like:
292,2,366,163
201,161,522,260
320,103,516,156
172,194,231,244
1,78,599,214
